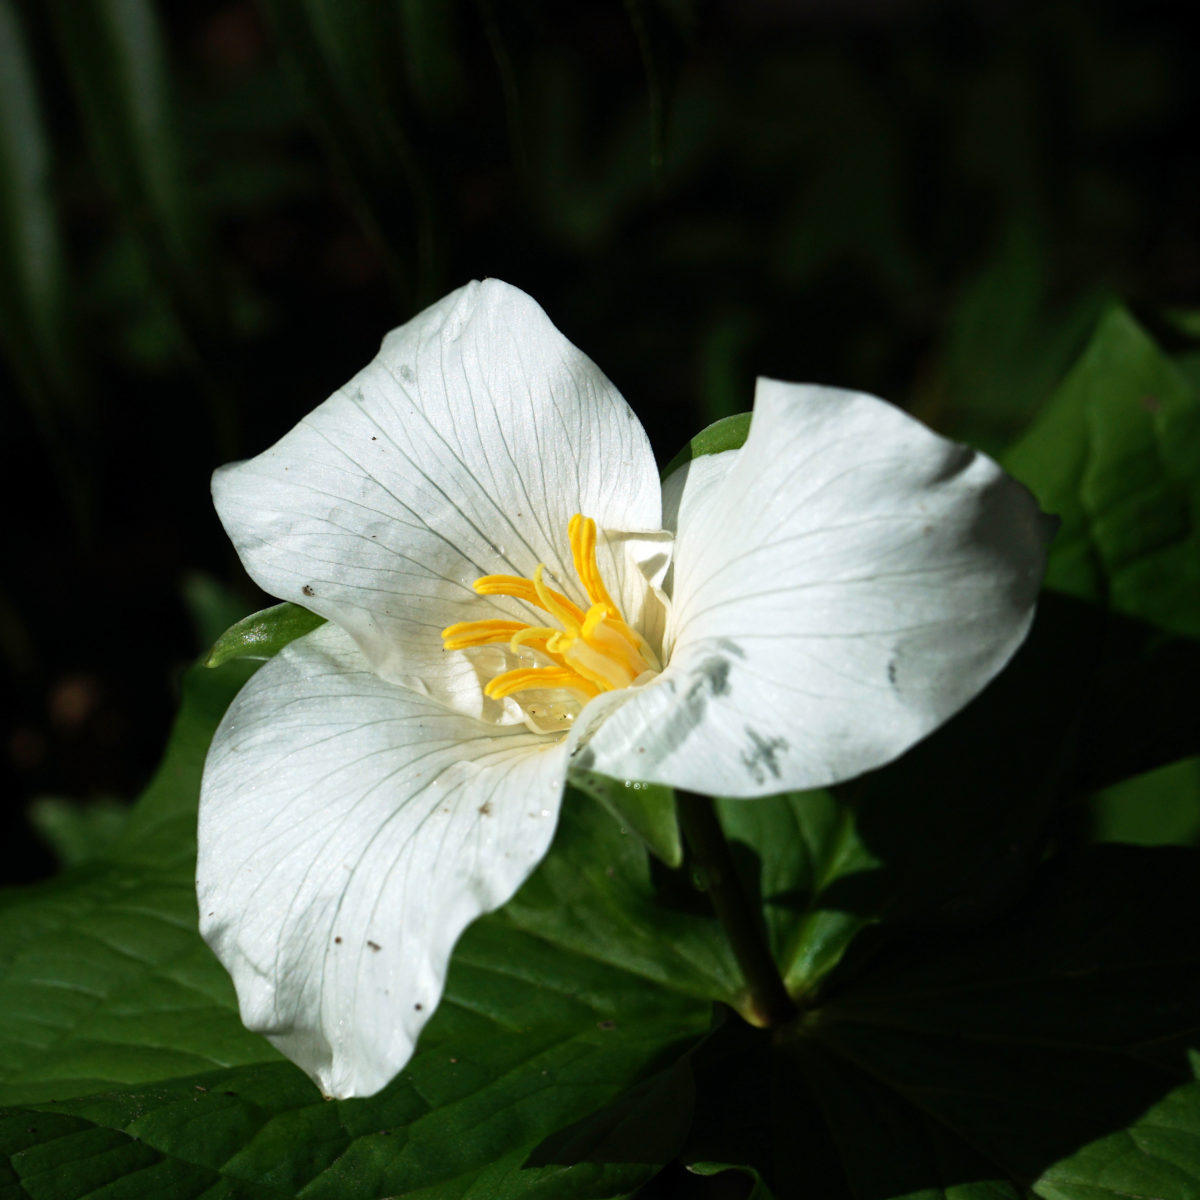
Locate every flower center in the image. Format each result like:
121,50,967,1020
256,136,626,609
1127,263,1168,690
442,514,660,731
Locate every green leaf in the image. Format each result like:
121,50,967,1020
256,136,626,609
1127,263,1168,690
687,1161,776,1198
571,771,682,868
817,847,1200,1196
1090,757,1200,848
527,1048,696,1169
686,845,1200,1198
0,1053,679,1198
0,660,268,1105
1004,305,1200,640
714,791,880,999
0,662,720,1195
929,222,1105,456
1035,1077,1200,1200
204,602,326,667
660,412,751,480
781,1039,1023,1200
502,785,740,1006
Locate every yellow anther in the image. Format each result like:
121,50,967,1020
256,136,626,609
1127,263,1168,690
473,574,586,625
442,513,659,722
568,514,620,616
508,625,560,653
441,619,528,650
532,565,586,631
485,667,600,701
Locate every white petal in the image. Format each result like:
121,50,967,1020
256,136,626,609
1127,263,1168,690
659,449,739,608
575,380,1048,796
660,449,740,538
212,279,661,720
196,623,567,1098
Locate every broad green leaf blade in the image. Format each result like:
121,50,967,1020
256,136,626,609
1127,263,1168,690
502,785,739,1005
791,1039,1022,1200
526,1050,696,1170
204,602,326,667
1090,757,1200,848
714,791,880,998
0,1055,672,1199
814,845,1200,1194
112,660,258,870
0,661,717,1195
1035,1078,1200,1200
0,662,269,1104
1070,616,1200,799
676,845,1200,1198
824,594,1090,938
1004,305,1200,640
660,411,751,479
571,771,682,868
829,591,1198,946
928,221,1105,455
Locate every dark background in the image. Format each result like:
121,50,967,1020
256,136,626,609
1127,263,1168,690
2,0,1197,883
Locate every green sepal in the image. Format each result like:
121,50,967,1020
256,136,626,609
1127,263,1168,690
570,770,683,868
687,1162,776,1198
203,602,326,667
660,411,752,480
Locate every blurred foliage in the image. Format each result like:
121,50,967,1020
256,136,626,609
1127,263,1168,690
2,0,1199,884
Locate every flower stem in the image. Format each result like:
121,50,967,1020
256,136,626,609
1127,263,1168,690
676,790,796,1028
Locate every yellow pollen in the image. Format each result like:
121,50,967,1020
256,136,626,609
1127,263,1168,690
441,514,660,712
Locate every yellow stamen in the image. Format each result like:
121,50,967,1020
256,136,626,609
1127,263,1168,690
508,625,561,652
441,619,528,650
532,564,586,630
472,574,586,624
485,667,600,701
442,513,660,725
569,514,620,616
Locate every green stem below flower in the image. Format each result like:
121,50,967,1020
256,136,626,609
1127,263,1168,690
676,790,796,1028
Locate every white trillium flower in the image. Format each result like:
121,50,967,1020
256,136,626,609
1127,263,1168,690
198,279,1047,1099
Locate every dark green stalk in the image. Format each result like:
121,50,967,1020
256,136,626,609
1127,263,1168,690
676,790,796,1028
